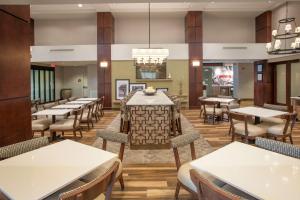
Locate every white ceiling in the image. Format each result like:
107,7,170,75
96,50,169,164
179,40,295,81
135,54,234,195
23,0,297,20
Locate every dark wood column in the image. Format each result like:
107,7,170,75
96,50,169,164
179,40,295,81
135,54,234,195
97,12,114,109
255,11,272,43
0,5,32,147
254,60,274,106
185,11,203,109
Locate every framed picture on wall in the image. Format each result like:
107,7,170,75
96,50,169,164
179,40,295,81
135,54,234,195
156,88,169,92
129,83,147,92
257,74,263,81
115,79,130,100
257,64,263,73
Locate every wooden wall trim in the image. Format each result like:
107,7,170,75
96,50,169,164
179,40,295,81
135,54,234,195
255,11,272,43
185,11,203,109
97,12,114,109
0,5,32,147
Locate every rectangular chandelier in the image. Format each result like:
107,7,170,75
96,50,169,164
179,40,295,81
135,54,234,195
132,48,169,64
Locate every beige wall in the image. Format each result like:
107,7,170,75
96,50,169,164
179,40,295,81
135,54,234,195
272,2,300,31
237,63,254,99
291,62,300,98
34,17,97,45
111,60,189,108
203,12,255,43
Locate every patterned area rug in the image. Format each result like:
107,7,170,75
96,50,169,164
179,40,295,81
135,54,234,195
92,114,213,164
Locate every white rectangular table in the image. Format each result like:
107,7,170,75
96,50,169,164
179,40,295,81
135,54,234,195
0,140,117,200
66,100,93,105
76,98,98,101
203,97,235,104
126,91,174,106
191,142,300,200
231,106,288,124
52,104,83,109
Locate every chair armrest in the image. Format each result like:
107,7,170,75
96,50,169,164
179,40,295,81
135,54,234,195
171,133,199,148
96,129,128,144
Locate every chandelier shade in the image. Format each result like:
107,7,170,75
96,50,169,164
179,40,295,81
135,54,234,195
132,48,169,64
266,2,300,55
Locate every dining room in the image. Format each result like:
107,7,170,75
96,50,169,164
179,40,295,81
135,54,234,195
1,1,300,200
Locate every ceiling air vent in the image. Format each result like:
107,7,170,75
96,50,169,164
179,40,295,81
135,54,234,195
222,46,247,50
49,49,74,52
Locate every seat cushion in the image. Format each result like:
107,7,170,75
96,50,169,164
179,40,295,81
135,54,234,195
261,117,285,124
177,162,225,193
81,112,90,121
32,119,51,131
205,108,222,115
49,119,75,131
267,124,289,135
80,158,122,183
234,123,267,137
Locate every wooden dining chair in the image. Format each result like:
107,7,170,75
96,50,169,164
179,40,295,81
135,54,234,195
50,108,83,139
46,161,119,200
81,129,128,191
261,103,288,124
229,112,267,143
58,99,69,105
200,100,223,124
99,96,105,117
190,169,242,200
266,113,297,144
172,98,182,135
119,99,130,133
81,103,95,130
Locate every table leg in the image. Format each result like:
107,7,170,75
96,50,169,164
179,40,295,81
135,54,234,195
254,116,261,124
51,115,57,140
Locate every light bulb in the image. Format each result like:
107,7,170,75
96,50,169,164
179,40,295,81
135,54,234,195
291,42,296,49
285,24,292,33
295,38,300,44
295,27,300,33
266,43,272,51
272,30,278,36
274,40,281,50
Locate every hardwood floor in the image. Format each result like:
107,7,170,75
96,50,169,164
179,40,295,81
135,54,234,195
41,104,300,200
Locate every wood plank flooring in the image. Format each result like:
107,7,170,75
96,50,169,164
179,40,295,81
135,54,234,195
40,103,300,200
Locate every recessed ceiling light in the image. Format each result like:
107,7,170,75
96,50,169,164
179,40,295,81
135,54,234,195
268,0,272,3
78,4,83,8
210,1,215,3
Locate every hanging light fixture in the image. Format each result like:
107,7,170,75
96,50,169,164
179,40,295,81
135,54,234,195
132,1,169,64
266,1,300,55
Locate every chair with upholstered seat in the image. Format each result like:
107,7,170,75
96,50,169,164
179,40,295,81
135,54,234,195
45,161,119,200
42,102,57,109
32,118,51,137
49,108,83,138
0,137,49,160
172,98,182,135
261,103,288,124
81,103,95,130
99,96,105,117
81,129,128,191
200,100,223,124
266,113,297,144
229,112,267,143
198,96,206,118
190,169,257,200
68,96,78,101
171,133,225,199
120,99,130,133
255,137,300,159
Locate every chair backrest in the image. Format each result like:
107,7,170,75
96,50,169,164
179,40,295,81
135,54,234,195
73,108,84,128
281,112,297,135
0,137,49,160
43,102,57,109
201,100,219,114
229,112,252,136
173,98,181,113
59,161,119,200
170,133,199,170
86,103,95,119
255,137,300,159
59,99,68,105
263,103,288,112
190,169,241,200
97,129,128,161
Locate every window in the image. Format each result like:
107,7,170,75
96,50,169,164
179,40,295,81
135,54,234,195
31,66,55,103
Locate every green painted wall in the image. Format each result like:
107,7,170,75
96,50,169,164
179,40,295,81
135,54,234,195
111,60,189,108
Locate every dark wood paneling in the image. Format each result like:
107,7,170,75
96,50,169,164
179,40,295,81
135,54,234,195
0,10,30,100
0,97,32,147
186,11,203,108
0,6,31,147
30,18,34,46
0,5,30,22
97,12,114,108
254,60,274,106
255,11,272,43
